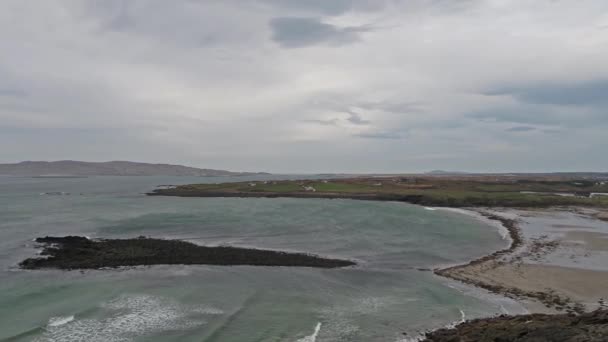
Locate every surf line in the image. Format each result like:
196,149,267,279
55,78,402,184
446,309,466,329
48,315,75,327
296,322,322,342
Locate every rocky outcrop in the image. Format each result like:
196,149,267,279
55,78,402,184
422,309,608,342
20,236,355,270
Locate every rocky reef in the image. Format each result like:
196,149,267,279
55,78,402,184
20,236,355,270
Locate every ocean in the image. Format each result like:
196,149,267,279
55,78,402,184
0,176,525,342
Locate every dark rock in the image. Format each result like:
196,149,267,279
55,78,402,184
20,236,356,270
422,310,608,342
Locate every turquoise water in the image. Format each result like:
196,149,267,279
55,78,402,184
0,176,524,341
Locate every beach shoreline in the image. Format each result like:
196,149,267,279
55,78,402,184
433,207,608,314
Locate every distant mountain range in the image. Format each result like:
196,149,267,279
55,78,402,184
0,161,269,177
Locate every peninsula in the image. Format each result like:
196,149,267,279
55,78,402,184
148,174,608,208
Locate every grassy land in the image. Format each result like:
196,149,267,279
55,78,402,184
150,176,608,208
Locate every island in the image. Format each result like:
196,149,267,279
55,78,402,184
20,236,355,270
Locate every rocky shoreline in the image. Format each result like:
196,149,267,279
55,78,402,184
421,309,608,342
434,211,585,314
20,236,356,270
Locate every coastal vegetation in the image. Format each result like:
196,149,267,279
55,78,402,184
149,176,608,208
20,236,356,270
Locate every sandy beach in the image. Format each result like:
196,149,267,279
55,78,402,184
436,207,608,313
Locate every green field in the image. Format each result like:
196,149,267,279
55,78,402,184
152,177,608,208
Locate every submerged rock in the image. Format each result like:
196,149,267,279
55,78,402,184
20,236,356,270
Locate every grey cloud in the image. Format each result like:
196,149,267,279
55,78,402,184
542,128,563,134
506,126,536,132
260,0,386,16
353,131,404,139
358,101,426,114
467,107,554,125
428,0,480,12
346,111,370,125
484,79,608,107
303,110,370,127
85,0,133,31
468,105,608,130
0,68,28,98
2,0,607,173
0,88,27,98
303,118,339,126
269,17,369,48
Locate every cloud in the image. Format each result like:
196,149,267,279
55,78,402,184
467,106,555,125
484,79,608,107
303,118,339,126
505,126,536,132
1,0,607,173
358,101,426,114
0,88,27,98
345,111,370,125
269,17,369,48
353,131,404,139
259,0,387,16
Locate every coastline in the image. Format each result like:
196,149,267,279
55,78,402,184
414,207,608,340
433,207,608,314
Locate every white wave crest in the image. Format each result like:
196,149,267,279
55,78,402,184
34,295,210,342
446,309,466,329
48,316,74,327
296,322,321,342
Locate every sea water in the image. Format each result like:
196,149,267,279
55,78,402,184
0,176,525,341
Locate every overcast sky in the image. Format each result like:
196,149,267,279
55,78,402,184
1,0,607,173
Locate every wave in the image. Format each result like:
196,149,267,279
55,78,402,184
296,322,321,342
47,316,74,327
397,309,466,342
34,294,209,342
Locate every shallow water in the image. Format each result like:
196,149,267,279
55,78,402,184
0,176,524,341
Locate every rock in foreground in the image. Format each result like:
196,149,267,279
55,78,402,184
422,309,608,342
20,236,355,270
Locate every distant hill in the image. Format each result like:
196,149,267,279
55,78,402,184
0,161,268,177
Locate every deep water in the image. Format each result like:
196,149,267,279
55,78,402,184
0,175,525,342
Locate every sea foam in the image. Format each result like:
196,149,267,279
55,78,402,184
296,322,321,342
34,294,214,342
47,316,74,327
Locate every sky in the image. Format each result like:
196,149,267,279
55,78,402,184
1,0,607,173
